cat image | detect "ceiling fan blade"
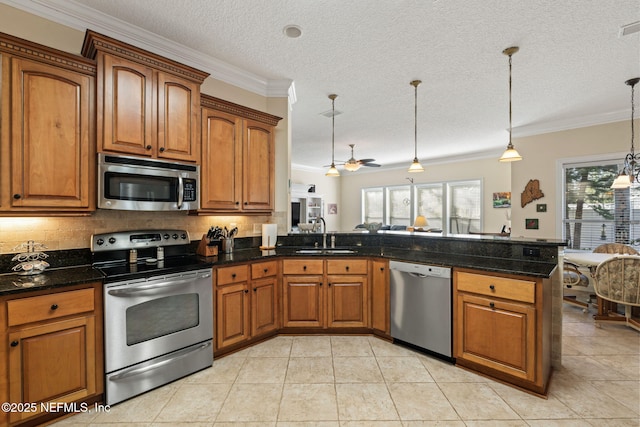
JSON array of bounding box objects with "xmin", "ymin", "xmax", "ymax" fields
[
  {"xmin": 358, "ymin": 158, "xmax": 376, "ymax": 163},
  {"xmin": 362, "ymin": 162, "xmax": 381, "ymax": 167}
]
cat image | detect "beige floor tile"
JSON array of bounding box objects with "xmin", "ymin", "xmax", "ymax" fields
[
  {"xmin": 488, "ymin": 381, "xmax": 577, "ymax": 420},
  {"xmin": 236, "ymin": 357, "xmax": 289, "ymax": 383},
  {"xmin": 402, "ymin": 422, "xmax": 466, "ymax": 426},
  {"xmin": 91, "ymin": 383, "xmax": 179, "ymax": 423},
  {"xmin": 248, "ymin": 336, "xmax": 293, "ymax": 357},
  {"xmin": 437, "ymin": 383, "xmax": 519, "ymax": 421},
  {"xmin": 561, "ymin": 355, "xmax": 628, "ymax": 380},
  {"xmin": 151, "ymin": 423, "xmax": 212, "ymax": 427},
  {"xmin": 368, "ymin": 336, "xmax": 420, "ymax": 357},
  {"xmin": 276, "ymin": 422, "xmax": 339, "ymax": 427},
  {"xmin": 419, "ymin": 355, "xmax": 487, "ymax": 383},
  {"xmin": 285, "ymin": 357, "xmax": 334, "ymax": 383},
  {"xmin": 562, "ymin": 335, "xmax": 639, "ymax": 356},
  {"xmin": 525, "ymin": 421, "xmax": 608, "ymax": 427},
  {"xmin": 154, "ymin": 383, "xmax": 231, "ymax": 422},
  {"xmin": 184, "ymin": 356, "xmax": 246, "ymax": 383},
  {"xmin": 213, "ymin": 422, "xmax": 275, "ymax": 427},
  {"xmin": 588, "ymin": 380, "xmax": 640, "ymax": 414},
  {"xmin": 278, "ymin": 383, "xmax": 338, "ymax": 421},
  {"xmin": 290, "ymin": 336, "xmax": 332, "ymax": 357},
  {"xmin": 333, "ymin": 356, "xmax": 383, "ymax": 383},
  {"xmin": 462, "ymin": 421, "xmax": 528, "ymax": 427},
  {"xmin": 89, "ymin": 423, "xmax": 152, "ymax": 427},
  {"xmin": 335, "ymin": 383, "xmax": 399, "ymax": 421},
  {"xmin": 585, "ymin": 419, "xmax": 640, "ymax": 426},
  {"xmin": 376, "ymin": 356, "xmax": 434, "ymax": 383},
  {"xmin": 387, "ymin": 382, "xmax": 459, "ymax": 421},
  {"xmin": 215, "ymin": 383, "xmax": 282, "ymax": 422},
  {"xmin": 330, "ymin": 336, "xmax": 373, "ymax": 357},
  {"xmin": 594, "ymin": 353, "xmax": 640, "ymax": 378},
  {"xmin": 339, "ymin": 422, "xmax": 403, "ymax": 427}
]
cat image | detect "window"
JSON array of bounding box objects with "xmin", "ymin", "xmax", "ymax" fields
[
  {"xmin": 362, "ymin": 180, "xmax": 482, "ymax": 233},
  {"xmin": 562, "ymin": 159, "xmax": 640, "ymax": 251}
]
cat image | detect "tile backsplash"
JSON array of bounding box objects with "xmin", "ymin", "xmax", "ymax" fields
[{"xmin": 0, "ymin": 210, "xmax": 286, "ymax": 254}]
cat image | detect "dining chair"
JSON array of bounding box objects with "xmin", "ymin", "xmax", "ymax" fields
[
  {"xmin": 593, "ymin": 255, "xmax": 640, "ymax": 331},
  {"xmin": 563, "ymin": 260, "xmax": 591, "ymax": 311},
  {"xmin": 593, "ymin": 243, "xmax": 638, "ymax": 255}
]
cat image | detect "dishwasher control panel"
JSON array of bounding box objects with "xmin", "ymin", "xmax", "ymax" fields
[{"xmin": 389, "ymin": 260, "xmax": 451, "ymax": 278}]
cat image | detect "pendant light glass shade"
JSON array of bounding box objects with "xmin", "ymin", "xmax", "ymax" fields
[
  {"xmin": 325, "ymin": 94, "xmax": 340, "ymax": 177},
  {"xmin": 610, "ymin": 77, "xmax": 640, "ymax": 189},
  {"xmin": 499, "ymin": 46, "xmax": 523, "ymax": 162},
  {"xmin": 408, "ymin": 80, "xmax": 425, "ymax": 173}
]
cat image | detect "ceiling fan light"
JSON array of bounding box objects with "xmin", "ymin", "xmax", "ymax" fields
[
  {"xmin": 344, "ymin": 161, "xmax": 361, "ymax": 172},
  {"xmin": 408, "ymin": 158, "xmax": 425, "ymax": 173},
  {"xmin": 326, "ymin": 163, "xmax": 340, "ymax": 177},
  {"xmin": 499, "ymin": 145, "xmax": 523, "ymax": 162}
]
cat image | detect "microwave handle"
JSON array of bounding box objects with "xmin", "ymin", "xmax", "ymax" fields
[{"xmin": 177, "ymin": 176, "xmax": 184, "ymax": 209}]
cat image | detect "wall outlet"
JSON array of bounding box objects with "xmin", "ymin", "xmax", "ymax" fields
[{"xmin": 523, "ymin": 247, "xmax": 540, "ymax": 257}]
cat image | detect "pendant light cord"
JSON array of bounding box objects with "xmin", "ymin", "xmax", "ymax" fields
[
  {"xmin": 414, "ymin": 82, "xmax": 418, "ymax": 159},
  {"xmin": 631, "ymin": 80, "xmax": 636, "ymax": 156},
  {"xmin": 508, "ymin": 53, "xmax": 513, "ymax": 146},
  {"xmin": 332, "ymin": 96, "xmax": 336, "ymax": 164}
]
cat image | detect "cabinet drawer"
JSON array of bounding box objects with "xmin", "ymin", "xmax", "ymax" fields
[
  {"xmin": 283, "ymin": 259, "xmax": 323, "ymax": 275},
  {"xmin": 7, "ymin": 288, "xmax": 95, "ymax": 327},
  {"xmin": 456, "ymin": 271, "xmax": 535, "ymax": 304},
  {"xmin": 217, "ymin": 264, "xmax": 248, "ymax": 285},
  {"xmin": 326, "ymin": 259, "xmax": 368, "ymax": 275},
  {"xmin": 251, "ymin": 261, "xmax": 278, "ymax": 279}
]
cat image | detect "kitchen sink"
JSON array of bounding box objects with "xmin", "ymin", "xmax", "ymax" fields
[{"xmin": 294, "ymin": 248, "xmax": 357, "ymax": 255}]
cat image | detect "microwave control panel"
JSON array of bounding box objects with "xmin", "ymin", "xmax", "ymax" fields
[{"xmin": 183, "ymin": 179, "xmax": 197, "ymax": 202}]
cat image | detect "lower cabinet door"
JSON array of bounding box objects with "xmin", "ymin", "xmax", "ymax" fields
[
  {"xmin": 216, "ymin": 283, "xmax": 250, "ymax": 349},
  {"xmin": 251, "ymin": 277, "xmax": 278, "ymax": 337},
  {"xmin": 282, "ymin": 275, "xmax": 324, "ymax": 328},
  {"xmin": 327, "ymin": 275, "xmax": 368, "ymax": 328},
  {"xmin": 455, "ymin": 292, "xmax": 536, "ymax": 381},
  {"xmin": 8, "ymin": 316, "xmax": 96, "ymax": 423}
]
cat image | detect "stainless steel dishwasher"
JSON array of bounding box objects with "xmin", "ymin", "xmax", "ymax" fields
[{"xmin": 389, "ymin": 260, "xmax": 452, "ymax": 360}]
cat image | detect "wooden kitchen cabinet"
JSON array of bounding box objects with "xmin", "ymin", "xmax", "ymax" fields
[
  {"xmin": 215, "ymin": 261, "xmax": 279, "ymax": 352},
  {"xmin": 282, "ymin": 258, "xmax": 370, "ymax": 329},
  {"xmin": 82, "ymin": 30, "xmax": 208, "ymax": 163},
  {"xmin": 453, "ymin": 268, "xmax": 551, "ymax": 395},
  {"xmin": 198, "ymin": 95, "xmax": 281, "ymax": 213},
  {"xmin": 0, "ymin": 283, "xmax": 103, "ymax": 426},
  {"xmin": 0, "ymin": 33, "xmax": 96, "ymax": 213},
  {"xmin": 370, "ymin": 259, "xmax": 390, "ymax": 334}
]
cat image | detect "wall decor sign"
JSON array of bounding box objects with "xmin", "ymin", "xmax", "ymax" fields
[
  {"xmin": 525, "ymin": 218, "xmax": 539, "ymax": 229},
  {"xmin": 493, "ymin": 192, "xmax": 511, "ymax": 208},
  {"xmin": 521, "ymin": 179, "xmax": 544, "ymax": 208},
  {"xmin": 327, "ymin": 203, "xmax": 337, "ymax": 215},
  {"xmin": 536, "ymin": 203, "xmax": 547, "ymax": 212}
]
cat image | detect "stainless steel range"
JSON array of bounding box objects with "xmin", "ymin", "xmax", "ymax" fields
[{"xmin": 92, "ymin": 229, "xmax": 213, "ymax": 405}]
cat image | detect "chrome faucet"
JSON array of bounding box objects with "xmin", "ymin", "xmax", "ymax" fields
[{"xmin": 314, "ymin": 216, "xmax": 327, "ymax": 248}]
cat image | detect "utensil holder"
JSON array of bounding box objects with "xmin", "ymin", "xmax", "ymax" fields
[
  {"xmin": 221, "ymin": 237, "xmax": 234, "ymax": 254},
  {"xmin": 196, "ymin": 235, "xmax": 218, "ymax": 257}
]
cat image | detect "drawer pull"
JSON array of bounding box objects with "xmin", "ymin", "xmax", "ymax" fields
[
  {"xmin": 263, "ymin": 268, "xmax": 268, "ymax": 273},
  {"xmin": 303, "ymin": 265, "xmax": 307, "ymax": 271},
  {"xmin": 10, "ymin": 341, "xmax": 18, "ymax": 347},
  {"xmin": 231, "ymin": 273, "xmax": 236, "ymax": 279},
  {"xmin": 345, "ymin": 266, "xmax": 350, "ymax": 272},
  {"xmin": 50, "ymin": 304, "xmax": 59, "ymax": 310},
  {"xmin": 489, "ymin": 285, "xmax": 495, "ymax": 291},
  {"xmin": 489, "ymin": 302, "xmax": 495, "ymax": 308}
]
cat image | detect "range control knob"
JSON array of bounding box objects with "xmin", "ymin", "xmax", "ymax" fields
[
  {"xmin": 163, "ymin": 234, "xmax": 170, "ymax": 240},
  {"xmin": 108, "ymin": 237, "xmax": 116, "ymax": 244},
  {"xmin": 172, "ymin": 234, "xmax": 178, "ymax": 240},
  {"xmin": 96, "ymin": 238, "xmax": 105, "ymax": 246},
  {"xmin": 180, "ymin": 233, "xmax": 187, "ymax": 240}
]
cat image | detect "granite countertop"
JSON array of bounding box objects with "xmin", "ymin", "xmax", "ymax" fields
[{"xmin": 0, "ymin": 265, "xmax": 104, "ymax": 296}]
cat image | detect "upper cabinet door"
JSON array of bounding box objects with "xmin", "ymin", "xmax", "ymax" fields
[
  {"xmin": 157, "ymin": 73, "xmax": 200, "ymax": 162},
  {"xmin": 100, "ymin": 54, "xmax": 154, "ymax": 157},
  {"xmin": 200, "ymin": 108, "xmax": 242, "ymax": 210},
  {"xmin": 10, "ymin": 57, "xmax": 93, "ymax": 209},
  {"xmin": 242, "ymin": 119, "xmax": 274, "ymax": 211}
]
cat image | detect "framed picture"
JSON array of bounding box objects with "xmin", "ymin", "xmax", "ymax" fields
[
  {"xmin": 327, "ymin": 203, "xmax": 337, "ymax": 215},
  {"xmin": 525, "ymin": 218, "xmax": 539, "ymax": 230},
  {"xmin": 493, "ymin": 192, "xmax": 511, "ymax": 208},
  {"xmin": 536, "ymin": 203, "xmax": 547, "ymax": 212}
]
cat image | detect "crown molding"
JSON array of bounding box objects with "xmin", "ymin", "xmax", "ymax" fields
[
  {"xmin": 511, "ymin": 109, "xmax": 629, "ymax": 138},
  {"xmin": 2, "ymin": 0, "xmax": 293, "ymax": 98}
]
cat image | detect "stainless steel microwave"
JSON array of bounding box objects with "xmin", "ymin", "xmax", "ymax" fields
[{"xmin": 98, "ymin": 153, "xmax": 199, "ymax": 211}]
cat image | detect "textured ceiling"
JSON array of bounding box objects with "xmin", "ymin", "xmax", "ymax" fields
[{"xmin": 11, "ymin": 0, "xmax": 640, "ymax": 170}]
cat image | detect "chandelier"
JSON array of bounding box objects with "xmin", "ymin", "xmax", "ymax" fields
[
  {"xmin": 498, "ymin": 46, "xmax": 523, "ymax": 162},
  {"xmin": 611, "ymin": 77, "xmax": 640, "ymax": 189}
]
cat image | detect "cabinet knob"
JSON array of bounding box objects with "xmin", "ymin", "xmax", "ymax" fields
[
  {"xmin": 380, "ymin": 267, "xmax": 385, "ymax": 271},
  {"xmin": 345, "ymin": 266, "xmax": 350, "ymax": 272},
  {"xmin": 235, "ymin": 201, "xmax": 240, "ymax": 205},
  {"xmin": 13, "ymin": 194, "xmax": 21, "ymax": 200},
  {"xmin": 264, "ymin": 268, "xmax": 268, "ymax": 273},
  {"xmin": 303, "ymin": 265, "xmax": 307, "ymax": 271},
  {"xmin": 489, "ymin": 285, "xmax": 495, "ymax": 291},
  {"xmin": 145, "ymin": 145, "xmax": 152, "ymax": 150},
  {"xmin": 253, "ymin": 287, "xmax": 257, "ymax": 292},
  {"xmin": 244, "ymin": 289, "xmax": 249, "ymax": 293},
  {"xmin": 489, "ymin": 302, "xmax": 495, "ymax": 308},
  {"xmin": 50, "ymin": 304, "xmax": 58, "ymax": 310},
  {"xmin": 328, "ymin": 282, "xmax": 332, "ymax": 287},
  {"xmin": 244, "ymin": 201, "xmax": 248, "ymax": 205},
  {"xmin": 231, "ymin": 273, "xmax": 236, "ymax": 278},
  {"xmin": 159, "ymin": 147, "xmax": 165, "ymax": 152},
  {"xmin": 10, "ymin": 341, "xmax": 18, "ymax": 347}
]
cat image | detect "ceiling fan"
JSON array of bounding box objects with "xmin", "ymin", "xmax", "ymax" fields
[{"xmin": 332, "ymin": 144, "xmax": 380, "ymax": 171}]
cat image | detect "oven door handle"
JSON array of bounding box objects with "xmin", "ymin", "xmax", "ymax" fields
[
  {"xmin": 108, "ymin": 341, "xmax": 212, "ymax": 382},
  {"xmin": 177, "ymin": 176, "xmax": 184, "ymax": 209},
  {"xmin": 107, "ymin": 274, "xmax": 210, "ymax": 296}
]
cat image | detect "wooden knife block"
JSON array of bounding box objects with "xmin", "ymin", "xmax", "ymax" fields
[{"xmin": 196, "ymin": 235, "xmax": 218, "ymax": 257}]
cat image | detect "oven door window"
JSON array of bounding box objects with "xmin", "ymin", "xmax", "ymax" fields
[
  {"xmin": 105, "ymin": 172, "xmax": 177, "ymax": 202},
  {"xmin": 126, "ymin": 293, "xmax": 199, "ymax": 346}
]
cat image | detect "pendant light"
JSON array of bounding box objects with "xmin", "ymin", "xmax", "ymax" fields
[
  {"xmin": 499, "ymin": 46, "xmax": 523, "ymax": 162},
  {"xmin": 408, "ymin": 80, "xmax": 425, "ymax": 172},
  {"xmin": 325, "ymin": 94, "xmax": 340, "ymax": 177},
  {"xmin": 611, "ymin": 77, "xmax": 640, "ymax": 189}
]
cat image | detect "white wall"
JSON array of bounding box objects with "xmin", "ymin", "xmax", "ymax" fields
[{"xmin": 290, "ymin": 168, "xmax": 341, "ymax": 232}]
